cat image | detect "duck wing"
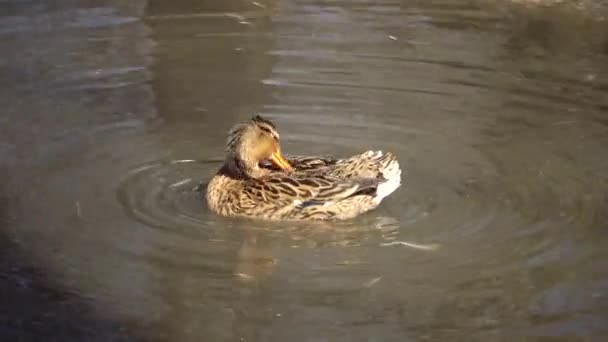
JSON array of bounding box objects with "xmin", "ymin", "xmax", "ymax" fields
[
  {"xmin": 286, "ymin": 156, "xmax": 337, "ymax": 171},
  {"xmin": 261, "ymin": 151, "xmax": 398, "ymax": 180},
  {"xmin": 259, "ymin": 156, "xmax": 337, "ymax": 172},
  {"xmin": 261, "ymin": 174, "xmax": 382, "ymax": 208}
]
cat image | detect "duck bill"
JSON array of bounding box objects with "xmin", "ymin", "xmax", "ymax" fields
[{"xmin": 270, "ymin": 151, "xmax": 293, "ymax": 172}]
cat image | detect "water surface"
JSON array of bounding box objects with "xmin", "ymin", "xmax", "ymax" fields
[{"xmin": 1, "ymin": 0, "xmax": 608, "ymax": 341}]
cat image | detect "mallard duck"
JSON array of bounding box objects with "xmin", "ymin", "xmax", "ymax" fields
[{"xmin": 206, "ymin": 115, "xmax": 401, "ymax": 220}]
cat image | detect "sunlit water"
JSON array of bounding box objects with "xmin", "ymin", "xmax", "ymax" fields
[{"xmin": 1, "ymin": 0, "xmax": 607, "ymax": 341}]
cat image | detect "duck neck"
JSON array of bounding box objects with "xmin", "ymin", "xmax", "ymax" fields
[{"xmin": 223, "ymin": 153, "xmax": 268, "ymax": 179}]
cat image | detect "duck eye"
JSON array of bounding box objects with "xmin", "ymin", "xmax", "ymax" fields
[
  {"xmin": 258, "ymin": 126, "xmax": 272, "ymax": 134},
  {"xmin": 258, "ymin": 125, "xmax": 279, "ymax": 140}
]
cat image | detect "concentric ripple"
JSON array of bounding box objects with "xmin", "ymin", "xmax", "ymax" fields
[
  {"xmin": 4, "ymin": 0, "xmax": 608, "ymax": 340},
  {"xmin": 115, "ymin": 158, "xmax": 415, "ymax": 249},
  {"xmin": 116, "ymin": 159, "xmax": 220, "ymax": 235}
]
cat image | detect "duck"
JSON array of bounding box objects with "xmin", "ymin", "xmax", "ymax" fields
[{"xmin": 206, "ymin": 115, "xmax": 402, "ymax": 220}]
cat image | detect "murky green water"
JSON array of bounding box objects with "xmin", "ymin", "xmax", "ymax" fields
[{"xmin": 1, "ymin": 0, "xmax": 607, "ymax": 341}]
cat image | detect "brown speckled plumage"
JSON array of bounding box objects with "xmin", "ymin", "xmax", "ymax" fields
[{"xmin": 206, "ymin": 116, "xmax": 402, "ymax": 221}]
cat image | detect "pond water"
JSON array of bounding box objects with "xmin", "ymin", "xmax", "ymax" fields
[{"xmin": 1, "ymin": 0, "xmax": 607, "ymax": 341}]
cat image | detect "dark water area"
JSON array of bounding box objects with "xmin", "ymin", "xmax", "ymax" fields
[{"xmin": 1, "ymin": 0, "xmax": 608, "ymax": 341}]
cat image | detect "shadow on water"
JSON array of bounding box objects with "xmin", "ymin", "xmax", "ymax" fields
[{"xmin": 0, "ymin": 191, "xmax": 140, "ymax": 342}]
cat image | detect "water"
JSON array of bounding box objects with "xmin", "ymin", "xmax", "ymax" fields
[{"xmin": 1, "ymin": 0, "xmax": 608, "ymax": 341}]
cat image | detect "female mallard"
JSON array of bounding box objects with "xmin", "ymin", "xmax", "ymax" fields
[{"xmin": 206, "ymin": 115, "xmax": 401, "ymax": 220}]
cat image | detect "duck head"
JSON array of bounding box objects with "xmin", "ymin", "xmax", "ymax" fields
[{"xmin": 225, "ymin": 115, "xmax": 292, "ymax": 177}]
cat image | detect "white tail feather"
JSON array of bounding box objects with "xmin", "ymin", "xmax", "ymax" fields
[{"xmin": 373, "ymin": 154, "xmax": 401, "ymax": 204}]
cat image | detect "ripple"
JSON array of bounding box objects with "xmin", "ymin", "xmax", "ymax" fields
[
  {"xmin": 116, "ymin": 159, "xmax": 219, "ymax": 236},
  {"xmin": 5, "ymin": 0, "xmax": 608, "ymax": 339},
  {"xmin": 115, "ymin": 158, "xmax": 413, "ymax": 249},
  {"xmin": 114, "ymin": 153, "xmax": 502, "ymax": 255}
]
